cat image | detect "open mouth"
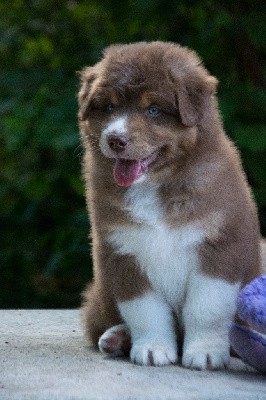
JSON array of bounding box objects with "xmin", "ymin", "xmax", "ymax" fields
[{"xmin": 113, "ymin": 150, "xmax": 158, "ymax": 187}]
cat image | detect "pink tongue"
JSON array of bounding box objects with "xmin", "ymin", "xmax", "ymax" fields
[{"xmin": 114, "ymin": 159, "xmax": 142, "ymax": 187}]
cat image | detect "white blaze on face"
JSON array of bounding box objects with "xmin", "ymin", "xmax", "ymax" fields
[
  {"xmin": 100, "ymin": 116, "xmax": 128, "ymax": 159},
  {"xmin": 102, "ymin": 116, "xmax": 128, "ymax": 139}
]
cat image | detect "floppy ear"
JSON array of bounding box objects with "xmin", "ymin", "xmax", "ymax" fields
[
  {"xmin": 78, "ymin": 65, "xmax": 100, "ymax": 121},
  {"xmin": 176, "ymin": 75, "xmax": 218, "ymax": 127}
]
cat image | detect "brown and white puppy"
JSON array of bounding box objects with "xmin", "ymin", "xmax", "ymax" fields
[{"xmin": 78, "ymin": 41, "xmax": 262, "ymax": 370}]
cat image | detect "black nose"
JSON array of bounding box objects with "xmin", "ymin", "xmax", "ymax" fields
[{"xmin": 108, "ymin": 135, "xmax": 128, "ymax": 153}]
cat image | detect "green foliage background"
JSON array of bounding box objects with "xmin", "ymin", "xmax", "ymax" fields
[{"xmin": 1, "ymin": 0, "xmax": 265, "ymax": 308}]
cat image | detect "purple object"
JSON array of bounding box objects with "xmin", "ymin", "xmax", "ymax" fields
[
  {"xmin": 230, "ymin": 276, "xmax": 266, "ymax": 374},
  {"xmin": 237, "ymin": 276, "xmax": 266, "ymax": 334},
  {"xmin": 229, "ymin": 324, "xmax": 266, "ymax": 374}
]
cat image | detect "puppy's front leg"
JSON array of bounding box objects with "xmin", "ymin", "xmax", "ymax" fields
[
  {"xmin": 100, "ymin": 244, "xmax": 177, "ymax": 366},
  {"xmin": 118, "ymin": 292, "xmax": 177, "ymax": 366},
  {"xmin": 182, "ymin": 274, "xmax": 240, "ymax": 370}
]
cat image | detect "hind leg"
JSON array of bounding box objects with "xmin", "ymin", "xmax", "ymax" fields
[{"xmin": 81, "ymin": 283, "xmax": 122, "ymax": 347}]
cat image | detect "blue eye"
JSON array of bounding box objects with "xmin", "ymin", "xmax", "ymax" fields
[
  {"xmin": 107, "ymin": 103, "xmax": 115, "ymax": 112},
  {"xmin": 147, "ymin": 106, "xmax": 161, "ymax": 117}
]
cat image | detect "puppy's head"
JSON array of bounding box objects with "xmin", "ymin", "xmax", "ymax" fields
[{"xmin": 78, "ymin": 42, "xmax": 218, "ymax": 187}]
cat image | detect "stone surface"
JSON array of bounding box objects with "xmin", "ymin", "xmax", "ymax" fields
[{"xmin": 0, "ymin": 310, "xmax": 265, "ymax": 400}]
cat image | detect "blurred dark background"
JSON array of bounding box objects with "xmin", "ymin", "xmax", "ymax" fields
[{"xmin": 1, "ymin": 0, "xmax": 265, "ymax": 308}]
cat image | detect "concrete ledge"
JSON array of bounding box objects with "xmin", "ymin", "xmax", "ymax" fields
[{"xmin": 0, "ymin": 310, "xmax": 265, "ymax": 400}]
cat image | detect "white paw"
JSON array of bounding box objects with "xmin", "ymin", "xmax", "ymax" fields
[
  {"xmin": 130, "ymin": 338, "xmax": 177, "ymax": 366},
  {"xmin": 182, "ymin": 341, "xmax": 230, "ymax": 370},
  {"xmin": 98, "ymin": 324, "xmax": 131, "ymax": 357}
]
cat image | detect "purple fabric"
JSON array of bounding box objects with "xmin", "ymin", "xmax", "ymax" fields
[
  {"xmin": 237, "ymin": 276, "xmax": 266, "ymax": 334},
  {"xmin": 229, "ymin": 324, "xmax": 266, "ymax": 374}
]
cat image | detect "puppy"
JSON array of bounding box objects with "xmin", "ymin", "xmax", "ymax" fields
[{"xmin": 78, "ymin": 41, "xmax": 262, "ymax": 370}]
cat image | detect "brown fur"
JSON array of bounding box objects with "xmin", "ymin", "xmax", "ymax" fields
[{"xmin": 78, "ymin": 41, "xmax": 261, "ymax": 346}]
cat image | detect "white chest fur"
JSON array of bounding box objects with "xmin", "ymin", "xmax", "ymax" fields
[{"xmin": 108, "ymin": 183, "xmax": 206, "ymax": 310}]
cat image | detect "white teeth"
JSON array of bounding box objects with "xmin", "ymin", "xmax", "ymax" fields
[{"xmin": 141, "ymin": 150, "xmax": 158, "ymax": 168}]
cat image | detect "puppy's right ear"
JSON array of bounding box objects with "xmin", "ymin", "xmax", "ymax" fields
[{"xmin": 78, "ymin": 65, "xmax": 99, "ymax": 121}]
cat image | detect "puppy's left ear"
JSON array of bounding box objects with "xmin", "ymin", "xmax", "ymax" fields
[{"xmin": 175, "ymin": 74, "xmax": 218, "ymax": 127}]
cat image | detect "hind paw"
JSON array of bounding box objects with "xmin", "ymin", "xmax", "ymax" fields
[{"xmin": 98, "ymin": 324, "xmax": 131, "ymax": 357}]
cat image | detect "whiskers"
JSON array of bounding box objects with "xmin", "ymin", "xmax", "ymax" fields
[{"xmin": 73, "ymin": 143, "xmax": 84, "ymax": 162}]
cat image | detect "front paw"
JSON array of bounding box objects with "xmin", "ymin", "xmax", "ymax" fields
[
  {"xmin": 182, "ymin": 341, "xmax": 230, "ymax": 370},
  {"xmin": 130, "ymin": 338, "xmax": 177, "ymax": 366}
]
